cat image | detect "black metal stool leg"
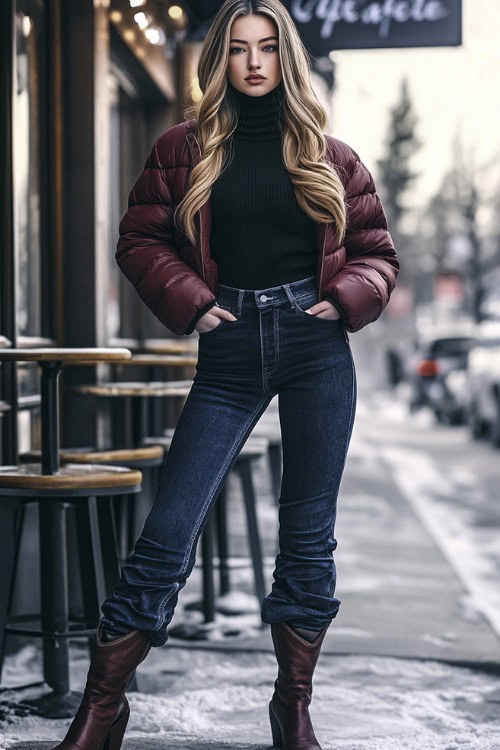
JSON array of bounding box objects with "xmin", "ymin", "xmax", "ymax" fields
[
  {"xmin": 40, "ymin": 361, "xmax": 63, "ymax": 474},
  {"xmin": 96, "ymin": 497, "xmax": 121, "ymax": 594},
  {"xmin": 75, "ymin": 496, "xmax": 108, "ymax": 676},
  {"xmin": 269, "ymin": 442, "xmax": 282, "ymax": 506},
  {"xmin": 23, "ymin": 500, "xmax": 82, "ymax": 717},
  {"xmin": 0, "ymin": 498, "xmax": 22, "ymax": 684},
  {"xmin": 127, "ymin": 493, "xmax": 136, "ymax": 560},
  {"xmin": 216, "ymin": 483, "xmax": 231, "ymax": 595},
  {"xmin": 40, "ymin": 501, "xmax": 70, "ymax": 694},
  {"xmin": 76, "ymin": 497, "xmax": 108, "ymax": 620},
  {"xmin": 201, "ymin": 510, "xmax": 216, "ymax": 623},
  {"xmin": 237, "ymin": 460, "xmax": 266, "ymax": 604},
  {"xmin": 4, "ymin": 501, "xmax": 25, "ymax": 622},
  {"xmin": 132, "ymin": 396, "xmax": 148, "ymax": 448},
  {"xmin": 113, "ymin": 494, "xmax": 127, "ymax": 563}
]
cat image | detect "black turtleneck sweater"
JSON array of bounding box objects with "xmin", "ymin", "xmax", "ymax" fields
[
  {"xmin": 187, "ymin": 80, "xmax": 345, "ymax": 333},
  {"xmin": 209, "ymin": 79, "xmax": 317, "ymax": 290}
]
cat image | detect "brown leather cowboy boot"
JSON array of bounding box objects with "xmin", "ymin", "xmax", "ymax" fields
[
  {"xmin": 269, "ymin": 621, "xmax": 330, "ymax": 750},
  {"xmin": 51, "ymin": 623, "xmax": 152, "ymax": 750}
]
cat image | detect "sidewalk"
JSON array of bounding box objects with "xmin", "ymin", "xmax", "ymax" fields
[{"xmin": 2, "ymin": 391, "xmax": 500, "ymax": 748}]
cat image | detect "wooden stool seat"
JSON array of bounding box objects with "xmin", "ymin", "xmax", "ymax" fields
[
  {"xmin": 111, "ymin": 354, "xmax": 198, "ymax": 367},
  {"xmin": 0, "ymin": 463, "xmax": 142, "ymax": 494},
  {"xmin": 20, "ymin": 445, "xmax": 164, "ymax": 467},
  {"xmin": 137, "ymin": 338, "xmax": 199, "ymax": 354},
  {"xmin": 149, "ymin": 431, "xmax": 269, "ymax": 459},
  {"xmin": 72, "ymin": 381, "xmax": 192, "ymax": 398}
]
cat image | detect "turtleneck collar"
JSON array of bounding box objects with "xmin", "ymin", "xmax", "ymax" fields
[{"xmin": 227, "ymin": 78, "xmax": 284, "ymax": 141}]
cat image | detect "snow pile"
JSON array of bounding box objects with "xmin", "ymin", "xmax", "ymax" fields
[{"xmin": 1, "ymin": 645, "xmax": 500, "ymax": 749}]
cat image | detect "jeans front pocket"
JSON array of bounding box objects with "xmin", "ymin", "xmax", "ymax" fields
[
  {"xmin": 293, "ymin": 293, "xmax": 342, "ymax": 326},
  {"xmin": 198, "ymin": 317, "xmax": 230, "ymax": 337},
  {"xmin": 198, "ymin": 301, "xmax": 239, "ymax": 337}
]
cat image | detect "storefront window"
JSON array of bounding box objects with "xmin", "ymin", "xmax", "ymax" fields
[
  {"xmin": 13, "ymin": 1, "xmax": 44, "ymax": 338},
  {"xmin": 108, "ymin": 66, "xmax": 150, "ymax": 342}
]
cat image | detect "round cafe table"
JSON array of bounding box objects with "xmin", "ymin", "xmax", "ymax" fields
[{"xmin": 0, "ymin": 348, "xmax": 132, "ymax": 474}]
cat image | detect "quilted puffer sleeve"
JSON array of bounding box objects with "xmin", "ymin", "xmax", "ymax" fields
[
  {"xmin": 324, "ymin": 152, "xmax": 399, "ymax": 333},
  {"xmin": 115, "ymin": 137, "xmax": 216, "ymax": 336}
]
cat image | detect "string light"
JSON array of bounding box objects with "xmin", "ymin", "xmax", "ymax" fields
[
  {"xmin": 133, "ymin": 11, "xmax": 150, "ymax": 29},
  {"xmin": 145, "ymin": 26, "xmax": 166, "ymax": 45},
  {"xmin": 168, "ymin": 5, "xmax": 183, "ymax": 20}
]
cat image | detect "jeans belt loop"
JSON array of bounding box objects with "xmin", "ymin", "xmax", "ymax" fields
[
  {"xmin": 282, "ymin": 284, "xmax": 297, "ymax": 310},
  {"xmin": 237, "ymin": 290, "xmax": 244, "ymax": 317}
]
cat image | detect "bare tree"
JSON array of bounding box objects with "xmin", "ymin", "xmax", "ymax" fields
[
  {"xmin": 422, "ymin": 131, "xmax": 500, "ymax": 322},
  {"xmin": 376, "ymin": 76, "xmax": 422, "ymax": 271}
]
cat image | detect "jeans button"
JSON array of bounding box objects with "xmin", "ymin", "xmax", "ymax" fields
[{"xmin": 259, "ymin": 294, "xmax": 269, "ymax": 302}]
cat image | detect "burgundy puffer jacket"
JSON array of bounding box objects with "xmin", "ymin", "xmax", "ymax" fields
[{"xmin": 116, "ymin": 118, "xmax": 399, "ymax": 335}]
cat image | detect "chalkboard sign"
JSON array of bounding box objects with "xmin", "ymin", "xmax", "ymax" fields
[
  {"xmin": 283, "ymin": 0, "xmax": 462, "ymax": 52},
  {"xmin": 185, "ymin": 1, "xmax": 462, "ymax": 52}
]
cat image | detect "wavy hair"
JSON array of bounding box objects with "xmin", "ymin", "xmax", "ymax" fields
[{"xmin": 175, "ymin": 0, "xmax": 347, "ymax": 248}]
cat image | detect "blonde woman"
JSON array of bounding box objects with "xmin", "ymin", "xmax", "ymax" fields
[{"xmin": 52, "ymin": 2, "xmax": 398, "ymax": 748}]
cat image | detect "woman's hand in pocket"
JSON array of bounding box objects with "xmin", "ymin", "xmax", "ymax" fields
[
  {"xmin": 195, "ymin": 306, "xmax": 238, "ymax": 334},
  {"xmin": 304, "ymin": 300, "xmax": 341, "ymax": 320}
]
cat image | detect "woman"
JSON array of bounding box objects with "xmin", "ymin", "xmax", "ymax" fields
[{"xmin": 52, "ymin": 2, "xmax": 398, "ymax": 749}]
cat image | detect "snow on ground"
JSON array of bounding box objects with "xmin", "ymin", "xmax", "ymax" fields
[{"xmin": 1, "ymin": 643, "xmax": 500, "ymax": 749}]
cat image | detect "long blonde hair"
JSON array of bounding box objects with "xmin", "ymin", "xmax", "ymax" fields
[{"xmin": 175, "ymin": 0, "xmax": 347, "ymax": 248}]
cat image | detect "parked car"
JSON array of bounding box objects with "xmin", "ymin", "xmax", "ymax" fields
[
  {"xmin": 466, "ymin": 321, "xmax": 500, "ymax": 444},
  {"xmin": 406, "ymin": 329, "xmax": 476, "ymax": 425}
]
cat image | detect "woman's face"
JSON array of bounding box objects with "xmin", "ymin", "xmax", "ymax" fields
[{"xmin": 227, "ymin": 13, "xmax": 282, "ymax": 96}]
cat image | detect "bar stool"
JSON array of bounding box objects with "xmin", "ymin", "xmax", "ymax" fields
[
  {"xmin": 0, "ymin": 347, "xmax": 141, "ymax": 718},
  {"xmin": 144, "ymin": 432, "xmax": 270, "ymax": 625},
  {"xmin": 19, "ymin": 445, "xmax": 165, "ymax": 564},
  {"xmin": 0, "ymin": 463, "xmax": 141, "ymax": 718},
  {"xmin": 108, "ymin": 353, "xmax": 197, "ymax": 436},
  {"xmin": 71, "ymin": 380, "xmax": 192, "ymax": 449}
]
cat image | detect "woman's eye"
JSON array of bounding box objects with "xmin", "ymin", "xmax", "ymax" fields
[{"xmin": 229, "ymin": 45, "xmax": 278, "ymax": 54}]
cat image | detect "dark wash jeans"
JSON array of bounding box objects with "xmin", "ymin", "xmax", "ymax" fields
[{"xmin": 100, "ymin": 275, "xmax": 357, "ymax": 646}]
